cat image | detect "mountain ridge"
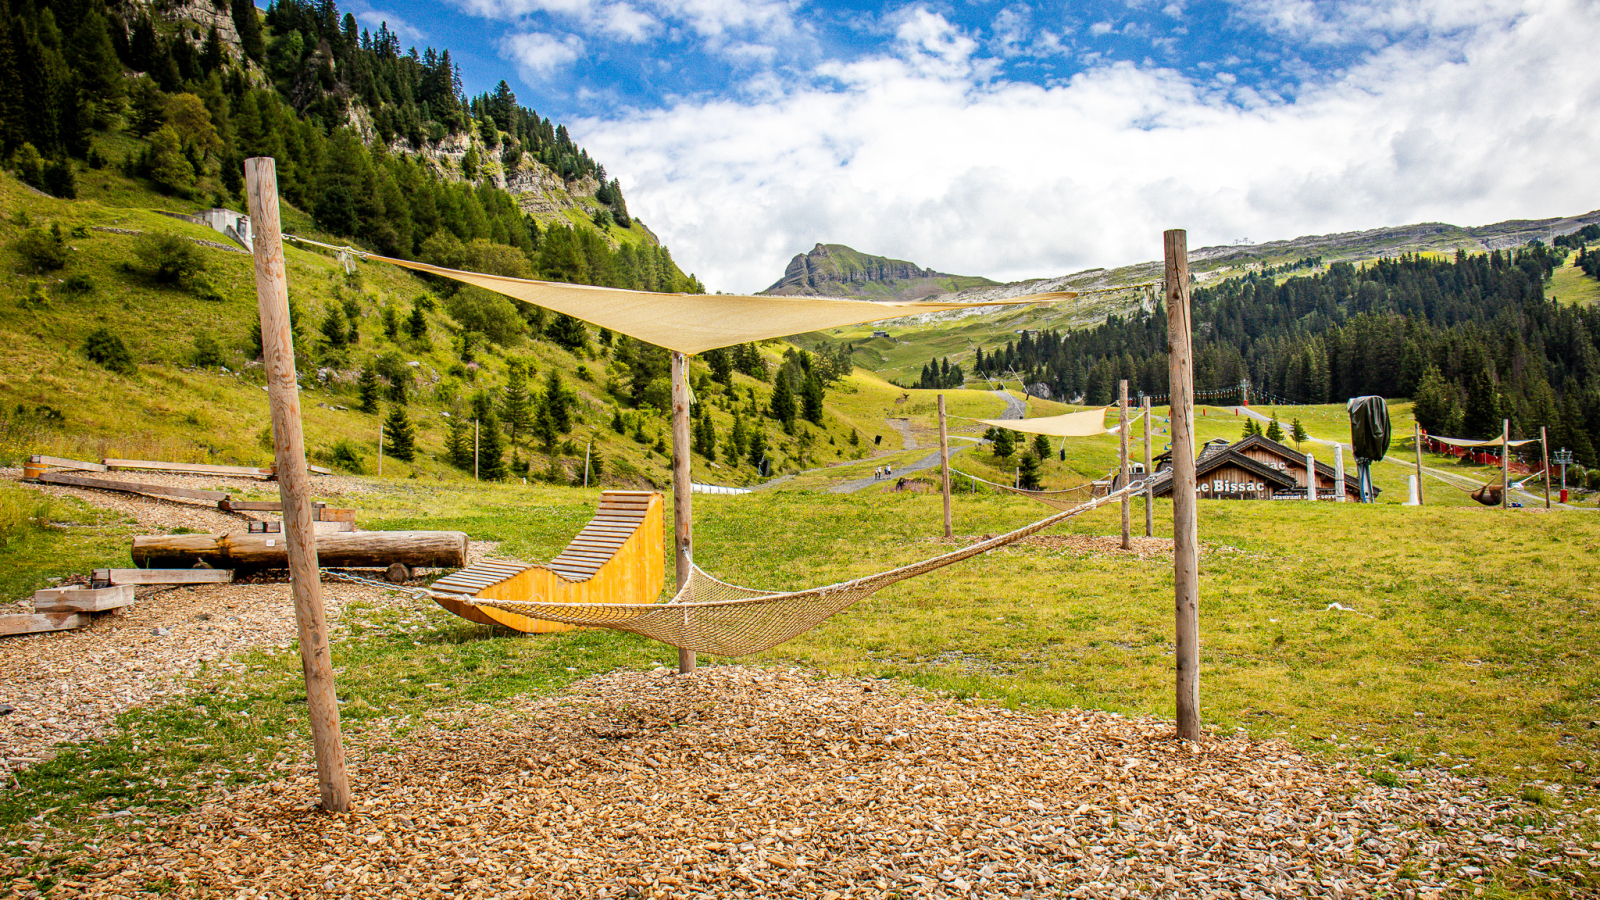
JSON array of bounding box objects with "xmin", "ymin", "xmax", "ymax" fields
[{"xmin": 761, "ymin": 243, "xmax": 998, "ymax": 302}]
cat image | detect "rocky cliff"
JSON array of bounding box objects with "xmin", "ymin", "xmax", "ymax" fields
[{"xmin": 762, "ymin": 243, "xmax": 996, "ymax": 302}]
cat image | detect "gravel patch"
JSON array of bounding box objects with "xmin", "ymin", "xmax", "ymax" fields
[{"xmin": 45, "ymin": 666, "xmax": 1589, "ymax": 899}]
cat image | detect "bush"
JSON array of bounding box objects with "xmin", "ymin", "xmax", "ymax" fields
[
  {"xmin": 322, "ymin": 439, "xmax": 365, "ymax": 474},
  {"xmin": 188, "ymin": 273, "xmax": 226, "ymax": 302},
  {"xmin": 14, "ymin": 225, "xmax": 68, "ymax": 271},
  {"xmin": 446, "ymin": 287, "xmax": 525, "ymax": 345},
  {"xmin": 82, "ymin": 327, "xmax": 136, "ymax": 374},
  {"xmin": 1587, "ymin": 468, "xmax": 1600, "ymax": 491},
  {"xmin": 192, "ymin": 333, "xmax": 224, "ymax": 367},
  {"xmin": 60, "ymin": 273, "xmax": 95, "ymax": 295},
  {"xmin": 10, "ymin": 142, "xmax": 44, "ymax": 187},
  {"xmin": 42, "ymin": 158, "xmax": 76, "ymax": 199},
  {"xmin": 133, "ymin": 232, "xmax": 205, "ymax": 284}
]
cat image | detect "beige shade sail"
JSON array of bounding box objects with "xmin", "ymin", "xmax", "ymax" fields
[
  {"xmin": 363, "ymin": 254, "xmax": 1076, "ymax": 355},
  {"xmin": 976, "ymin": 407, "xmax": 1110, "ymax": 438},
  {"xmin": 1429, "ymin": 434, "xmax": 1539, "ymax": 449}
]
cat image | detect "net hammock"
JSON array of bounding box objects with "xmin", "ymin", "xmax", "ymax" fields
[
  {"xmin": 468, "ymin": 480, "xmax": 1145, "ymax": 656},
  {"xmin": 951, "ymin": 468, "xmax": 1100, "ymax": 511}
]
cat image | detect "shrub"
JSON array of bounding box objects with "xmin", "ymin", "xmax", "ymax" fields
[
  {"xmin": 42, "ymin": 158, "xmax": 76, "ymax": 199},
  {"xmin": 82, "ymin": 327, "xmax": 136, "ymax": 374},
  {"xmin": 19, "ymin": 281, "xmax": 50, "ymax": 309},
  {"xmin": 322, "ymin": 438, "xmax": 364, "ymax": 474},
  {"xmin": 10, "ymin": 142, "xmax": 44, "ymax": 187},
  {"xmin": 60, "ymin": 273, "xmax": 95, "ymax": 295},
  {"xmin": 14, "ymin": 225, "xmax": 68, "ymax": 271},
  {"xmin": 192, "ymin": 333, "xmax": 224, "ymax": 367},
  {"xmin": 188, "ymin": 273, "xmax": 226, "ymax": 302},
  {"xmin": 0, "ymin": 485, "xmax": 55, "ymax": 550},
  {"xmin": 133, "ymin": 232, "xmax": 205, "ymax": 284},
  {"xmin": 1587, "ymin": 468, "xmax": 1600, "ymax": 491}
]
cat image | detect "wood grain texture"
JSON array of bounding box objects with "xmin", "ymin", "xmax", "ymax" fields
[
  {"xmin": 131, "ymin": 530, "xmax": 468, "ymax": 568},
  {"xmin": 37, "ymin": 472, "xmax": 229, "ymax": 503},
  {"xmin": 96, "ymin": 568, "xmax": 235, "ymax": 585},
  {"xmin": 31, "ymin": 584, "xmax": 135, "ymax": 613},
  {"xmin": 104, "ymin": 459, "xmax": 272, "ymax": 477},
  {"xmin": 671, "ymin": 351, "xmax": 696, "ymax": 674},
  {"xmin": 939, "ymin": 394, "xmax": 952, "ymax": 539},
  {"xmin": 1, "ymin": 612, "xmax": 88, "ymax": 636},
  {"xmin": 1165, "ymin": 228, "xmax": 1201, "ymax": 743}
]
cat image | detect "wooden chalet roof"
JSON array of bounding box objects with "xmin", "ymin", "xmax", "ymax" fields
[
  {"xmin": 1145, "ymin": 446, "xmax": 1299, "ymax": 497},
  {"xmin": 1231, "ymin": 434, "xmax": 1365, "ymax": 491}
]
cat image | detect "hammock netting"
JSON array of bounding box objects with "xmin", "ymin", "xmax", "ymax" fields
[
  {"xmin": 951, "ymin": 468, "xmax": 1101, "ymax": 511},
  {"xmin": 468, "ymin": 481, "xmax": 1143, "ymax": 656}
]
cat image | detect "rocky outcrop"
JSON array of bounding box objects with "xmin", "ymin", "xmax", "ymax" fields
[{"xmin": 762, "ymin": 243, "xmax": 993, "ymax": 301}]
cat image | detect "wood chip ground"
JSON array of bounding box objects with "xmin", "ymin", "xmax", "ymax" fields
[{"xmin": 43, "ymin": 667, "xmax": 1590, "ymax": 899}]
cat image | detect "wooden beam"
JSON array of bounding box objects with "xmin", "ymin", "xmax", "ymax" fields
[
  {"xmin": 1165, "ymin": 228, "xmax": 1201, "ymax": 743},
  {"xmin": 1, "ymin": 612, "xmax": 88, "ymax": 637},
  {"xmin": 247, "ymin": 155, "xmax": 350, "ymax": 813},
  {"xmin": 316, "ymin": 507, "xmax": 356, "ymax": 523},
  {"xmin": 220, "ymin": 500, "xmax": 327, "ymax": 512},
  {"xmin": 1119, "ymin": 379, "xmax": 1130, "ymax": 550},
  {"xmin": 32, "ymin": 584, "xmax": 135, "ymax": 613},
  {"xmin": 29, "ymin": 455, "xmax": 108, "ymax": 472},
  {"xmin": 938, "ymin": 394, "xmax": 952, "ymax": 539},
  {"xmin": 670, "ymin": 350, "xmax": 695, "ymax": 675},
  {"xmin": 104, "ymin": 459, "xmax": 273, "ymax": 477},
  {"xmin": 95, "ymin": 568, "xmax": 235, "ymax": 585},
  {"xmin": 37, "ymin": 471, "xmax": 230, "ymax": 503},
  {"xmin": 133, "ymin": 529, "xmax": 464, "ymax": 569}
]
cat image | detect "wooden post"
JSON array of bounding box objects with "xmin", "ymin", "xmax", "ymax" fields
[
  {"xmin": 1541, "ymin": 426, "xmax": 1550, "ymax": 509},
  {"xmin": 1502, "ymin": 419, "xmax": 1510, "ymax": 509},
  {"xmin": 1119, "ymin": 379, "xmax": 1130, "ymax": 550},
  {"xmin": 670, "ymin": 351, "xmax": 696, "ymax": 674},
  {"xmin": 938, "ymin": 394, "xmax": 952, "ymax": 539},
  {"xmin": 1142, "ymin": 397, "xmax": 1153, "ymax": 538},
  {"xmin": 474, "ymin": 419, "xmax": 480, "ymax": 481},
  {"xmin": 1305, "ymin": 453, "xmax": 1317, "ymax": 502},
  {"xmin": 244, "ymin": 157, "xmax": 349, "ymax": 812},
  {"xmin": 378, "ymin": 421, "xmax": 383, "ymax": 478},
  {"xmin": 1333, "ymin": 444, "xmax": 1346, "ymax": 502},
  {"xmin": 584, "ymin": 442, "xmax": 592, "ymax": 489},
  {"xmin": 1165, "ymin": 229, "xmax": 1201, "ymax": 743},
  {"xmin": 1414, "ymin": 423, "xmax": 1424, "ymax": 506}
]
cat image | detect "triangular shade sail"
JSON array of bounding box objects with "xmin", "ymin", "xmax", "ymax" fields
[
  {"xmin": 976, "ymin": 407, "xmax": 1110, "ymax": 437},
  {"xmin": 1429, "ymin": 434, "xmax": 1539, "ymax": 449},
  {"xmin": 368, "ymin": 255, "xmax": 1076, "ymax": 355}
]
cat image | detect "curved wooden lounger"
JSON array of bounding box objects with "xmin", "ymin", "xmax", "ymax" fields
[{"xmin": 426, "ymin": 491, "xmax": 664, "ymax": 633}]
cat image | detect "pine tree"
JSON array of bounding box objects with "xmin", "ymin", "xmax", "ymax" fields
[
  {"xmin": 769, "ymin": 376, "xmax": 796, "ymax": 427},
  {"xmin": 445, "ymin": 414, "xmax": 471, "ymax": 470},
  {"xmin": 1242, "ymin": 419, "xmax": 1260, "ymax": 439},
  {"xmin": 801, "ymin": 373, "xmax": 824, "ymax": 425},
  {"xmin": 610, "ymin": 407, "xmax": 626, "ymax": 434},
  {"xmin": 1032, "ymin": 433, "xmax": 1051, "ymax": 460},
  {"xmin": 728, "ymin": 413, "xmax": 747, "ymax": 463},
  {"xmin": 544, "ymin": 370, "xmax": 572, "ymax": 432},
  {"xmin": 1265, "ymin": 418, "xmax": 1285, "ymax": 443},
  {"xmin": 1018, "ymin": 452, "xmax": 1042, "ymax": 490},
  {"xmin": 358, "ymin": 365, "xmax": 380, "ymax": 413},
  {"xmin": 1412, "ymin": 364, "xmax": 1462, "ymax": 436},
  {"xmin": 407, "ymin": 304, "xmax": 428, "ymax": 340},
  {"xmin": 992, "ymin": 428, "xmax": 1014, "ymax": 460},
  {"xmin": 747, "ymin": 428, "xmax": 767, "ymax": 471},
  {"xmin": 384, "ymin": 405, "xmax": 416, "ymax": 462},
  {"xmin": 477, "ymin": 411, "xmax": 506, "ymax": 479},
  {"xmin": 501, "ymin": 361, "xmax": 533, "ymax": 445},
  {"xmin": 1290, "ymin": 419, "xmax": 1308, "ymax": 449}
]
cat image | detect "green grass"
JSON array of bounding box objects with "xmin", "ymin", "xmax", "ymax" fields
[{"xmin": 1549, "ymin": 258, "xmax": 1600, "ymax": 307}]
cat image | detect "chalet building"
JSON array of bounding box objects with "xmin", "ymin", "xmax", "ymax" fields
[{"xmin": 1128, "ymin": 434, "xmax": 1370, "ymax": 501}]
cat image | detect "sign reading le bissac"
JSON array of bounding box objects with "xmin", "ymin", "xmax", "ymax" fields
[{"xmin": 1198, "ymin": 479, "xmax": 1265, "ymax": 495}]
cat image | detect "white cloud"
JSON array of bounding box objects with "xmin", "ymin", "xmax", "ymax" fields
[
  {"xmin": 343, "ymin": 1, "xmax": 430, "ymax": 44},
  {"xmin": 500, "ymin": 30, "xmax": 586, "ymax": 78},
  {"xmin": 577, "ymin": 0, "xmax": 1600, "ymax": 292},
  {"xmin": 455, "ymin": 0, "xmax": 796, "ymax": 53}
]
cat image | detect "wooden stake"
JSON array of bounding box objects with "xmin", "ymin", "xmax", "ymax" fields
[
  {"xmin": 1164, "ymin": 229, "xmax": 1201, "ymax": 743},
  {"xmin": 245, "ymin": 157, "xmax": 349, "ymax": 812},
  {"xmin": 1334, "ymin": 444, "xmax": 1346, "ymax": 502},
  {"xmin": 474, "ymin": 419, "xmax": 480, "ymax": 482},
  {"xmin": 1414, "ymin": 423, "xmax": 1423, "ymax": 505},
  {"xmin": 670, "ymin": 351, "xmax": 696, "ymax": 674},
  {"xmin": 1502, "ymin": 418, "xmax": 1510, "ymax": 510},
  {"xmin": 584, "ymin": 441, "xmax": 592, "ymax": 489},
  {"xmin": 1541, "ymin": 426, "xmax": 1550, "ymax": 509},
  {"xmin": 1143, "ymin": 398, "xmax": 1153, "ymax": 537},
  {"xmin": 1305, "ymin": 453, "xmax": 1317, "ymax": 502},
  {"xmin": 1119, "ymin": 379, "xmax": 1130, "ymax": 550},
  {"xmin": 938, "ymin": 394, "xmax": 952, "ymax": 539},
  {"xmin": 378, "ymin": 421, "xmax": 383, "ymax": 477}
]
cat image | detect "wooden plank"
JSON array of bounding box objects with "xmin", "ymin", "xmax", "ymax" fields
[
  {"xmin": 38, "ymin": 471, "xmax": 230, "ymax": 502},
  {"xmin": 315, "ymin": 520, "xmax": 353, "ymax": 534},
  {"xmin": 30, "ymin": 455, "xmax": 108, "ymax": 472},
  {"xmin": 316, "ymin": 508, "xmax": 356, "ymax": 523},
  {"xmin": 104, "ymin": 458, "xmax": 272, "ymax": 477},
  {"xmin": 32, "ymin": 584, "xmax": 135, "ymax": 613},
  {"xmin": 96, "ymin": 568, "xmax": 235, "ymax": 585},
  {"xmin": 132, "ymin": 530, "xmax": 469, "ymax": 569},
  {"xmin": 1, "ymin": 612, "xmax": 89, "ymax": 637}
]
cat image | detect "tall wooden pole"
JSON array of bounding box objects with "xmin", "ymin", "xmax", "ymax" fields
[
  {"xmin": 378, "ymin": 421, "xmax": 383, "ymax": 478},
  {"xmin": 1541, "ymin": 426, "xmax": 1550, "ymax": 509},
  {"xmin": 244, "ymin": 157, "xmax": 349, "ymax": 812},
  {"xmin": 1165, "ymin": 229, "xmax": 1201, "ymax": 742},
  {"xmin": 474, "ymin": 419, "xmax": 480, "ymax": 481},
  {"xmin": 1305, "ymin": 452, "xmax": 1317, "ymax": 502},
  {"xmin": 938, "ymin": 394, "xmax": 952, "ymax": 538},
  {"xmin": 1119, "ymin": 379, "xmax": 1130, "ymax": 550},
  {"xmin": 1142, "ymin": 397, "xmax": 1153, "ymax": 538},
  {"xmin": 1414, "ymin": 423, "xmax": 1424, "ymax": 506},
  {"xmin": 670, "ymin": 351, "xmax": 696, "ymax": 674},
  {"xmin": 1502, "ymin": 418, "xmax": 1510, "ymax": 510}
]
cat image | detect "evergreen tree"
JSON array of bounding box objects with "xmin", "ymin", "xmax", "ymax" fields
[
  {"xmin": 384, "ymin": 405, "xmax": 416, "ymax": 461},
  {"xmin": 1242, "ymin": 419, "xmax": 1261, "ymax": 438},
  {"xmin": 1032, "ymin": 433, "xmax": 1051, "ymax": 460},
  {"xmin": 992, "ymin": 428, "xmax": 1014, "ymax": 460},
  {"xmin": 1290, "ymin": 419, "xmax": 1308, "ymax": 449},
  {"xmin": 357, "ymin": 365, "xmax": 380, "ymax": 413},
  {"xmin": 1018, "ymin": 452, "xmax": 1042, "ymax": 490},
  {"xmin": 728, "ymin": 413, "xmax": 747, "ymax": 463},
  {"xmin": 769, "ymin": 376, "xmax": 796, "ymax": 427},
  {"xmin": 610, "ymin": 407, "xmax": 626, "ymax": 434},
  {"xmin": 706, "ymin": 347, "xmax": 734, "ymax": 386},
  {"xmin": 1265, "ymin": 417, "xmax": 1285, "ymax": 443},
  {"xmin": 801, "ymin": 372, "xmax": 825, "ymax": 425},
  {"xmin": 545, "ymin": 313, "xmax": 588, "ymax": 352},
  {"xmin": 407, "ymin": 304, "xmax": 428, "ymax": 340},
  {"xmin": 693, "ymin": 406, "xmax": 717, "ymax": 461},
  {"xmin": 543, "ymin": 370, "xmax": 572, "ymax": 432},
  {"xmin": 446, "ymin": 413, "xmax": 473, "ymax": 469},
  {"xmin": 476, "ymin": 411, "xmax": 506, "ymax": 479},
  {"xmin": 1412, "ymin": 364, "xmax": 1462, "ymax": 435},
  {"xmin": 500, "ymin": 361, "xmax": 533, "ymax": 445},
  {"xmin": 747, "ymin": 428, "xmax": 768, "ymax": 471},
  {"xmin": 1462, "ymin": 370, "xmax": 1504, "ymax": 439}
]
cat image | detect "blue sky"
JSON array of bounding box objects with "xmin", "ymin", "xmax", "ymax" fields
[{"xmin": 345, "ymin": 0, "xmax": 1600, "ymax": 292}]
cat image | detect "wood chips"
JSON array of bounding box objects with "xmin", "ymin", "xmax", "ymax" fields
[{"xmin": 49, "ymin": 667, "xmax": 1585, "ymax": 899}]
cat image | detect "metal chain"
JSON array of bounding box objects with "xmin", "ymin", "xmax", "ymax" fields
[{"xmin": 320, "ymin": 567, "xmax": 433, "ymax": 602}]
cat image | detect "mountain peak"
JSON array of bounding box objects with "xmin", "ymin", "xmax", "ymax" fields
[{"xmin": 762, "ymin": 243, "xmax": 997, "ymax": 302}]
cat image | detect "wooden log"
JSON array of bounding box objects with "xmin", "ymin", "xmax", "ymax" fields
[
  {"xmin": 132, "ymin": 530, "xmax": 468, "ymax": 569},
  {"xmin": 938, "ymin": 394, "xmax": 952, "ymax": 539},
  {"xmin": 1165, "ymin": 228, "xmax": 1201, "ymax": 743},
  {"xmin": 220, "ymin": 500, "xmax": 326, "ymax": 512},
  {"xmin": 37, "ymin": 471, "xmax": 230, "ymax": 503},
  {"xmin": 248, "ymin": 155, "xmax": 349, "ymax": 812},
  {"xmin": 30, "ymin": 455, "xmax": 108, "ymax": 472},
  {"xmin": 1, "ymin": 612, "xmax": 88, "ymax": 637},
  {"xmin": 1119, "ymin": 379, "xmax": 1130, "ymax": 550},
  {"xmin": 104, "ymin": 458, "xmax": 273, "ymax": 477},
  {"xmin": 32, "ymin": 584, "xmax": 135, "ymax": 613},
  {"xmin": 95, "ymin": 568, "xmax": 234, "ymax": 585},
  {"xmin": 670, "ymin": 350, "xmax": 695, "ymax": 675}
]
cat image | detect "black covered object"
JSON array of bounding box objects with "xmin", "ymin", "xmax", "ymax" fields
[{"xmin": 1348, "ymin": 395, "xmax": 1391, "ymax": 462}]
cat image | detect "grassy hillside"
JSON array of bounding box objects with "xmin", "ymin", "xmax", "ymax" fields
[{"xmin": 0, "ymin": 170, "xmax": 873, "ymax": 488}]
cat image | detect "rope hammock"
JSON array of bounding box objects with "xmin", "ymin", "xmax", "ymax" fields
[
  {"xmin": 951, "ymin": 468, "xmax": 1100, "ymax": 510},
  {"xmin": 465, "ymin": 480, "xmax": 1144, "ymax": 656}
]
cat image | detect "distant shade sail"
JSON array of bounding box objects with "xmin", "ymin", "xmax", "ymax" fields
[
  {"xmin": 1428, "ymin": 434, "xmax": 1540, "ymax": 449},
  {"xmin": 366, "ymin": 255, "xmax": 1077, "ymax": 355},
  {"xmin": 976, "ymin": 407, "xmax": 1111, "ymax": 437}
]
